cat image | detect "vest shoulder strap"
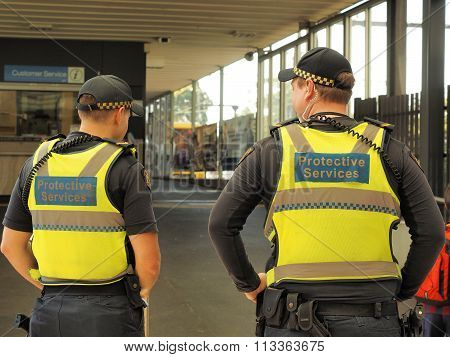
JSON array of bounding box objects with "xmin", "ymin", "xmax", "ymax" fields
[
  {"xmin": 270, "ymin": 118, "xmax": 300, "ymax": 137},
  {"xmin": 363, "ymin": 117, "xmax": 394, "ymax": 133}
]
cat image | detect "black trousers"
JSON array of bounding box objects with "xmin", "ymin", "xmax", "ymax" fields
[
  {"xmin": 29, "ymin": 290, "xmax": 144, "ymax": 337},
  {"xmin": 264, "ymin": 314, "xmax": 401, "ymax": 337}
]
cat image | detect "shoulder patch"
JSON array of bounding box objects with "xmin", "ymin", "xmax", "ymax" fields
[
  {"xmin": 237, "ymin": 146, "xmax": 255, "ymax": 167},
  {"xmin": 141, "ymin": 168, "xmax": 152, "ymax": 189},
  {"xmin": 363, "ymin": 117, "xmax": 394, "ymax": 132},
  {"xmin": 409, "ymin": 152, "xmax": 424, "ymax": 173}
]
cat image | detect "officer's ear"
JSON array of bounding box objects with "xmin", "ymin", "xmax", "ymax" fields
[
  {"xmin": 114, "ymin": 107, "xmax": 127, "ymax": 125},
  {"xmin": 304, "ymin": 79, "xmax": 317, "ymax": 101}
]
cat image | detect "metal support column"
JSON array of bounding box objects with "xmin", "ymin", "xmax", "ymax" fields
[
  {"xmin": 168, "ymin": 92, "xmax": 175, "ymax": 178},
  {"xmin": 387, "ymin": 0, "xmax": 407, "ymax": 95},
  {"xmin": 191, "ymin": 81, "xmax": 197, "ymax": 178},
  {"xmin": 256, "ymin": 54, "xmax": 263, "ymax": 141},
  {"xmin": 218, "ymin": 67, "xmax": 224, "ymax": 181},
  {"xmin": 420, "ymin": 0, "xmax": 445, "ymax": 195}
]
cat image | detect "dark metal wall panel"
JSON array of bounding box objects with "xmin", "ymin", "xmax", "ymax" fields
[{"xmin": 420, "ymin": 0, "xmax": 445, "ymax": 196}]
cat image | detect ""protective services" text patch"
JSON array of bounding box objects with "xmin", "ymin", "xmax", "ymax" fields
[
  {"xmin": 35, "ymin": 176, "xmax": 97, "ymax": 206},
  {"xmin": 295, "ymin": 152, "xmax": 370, "ymax": 183}
]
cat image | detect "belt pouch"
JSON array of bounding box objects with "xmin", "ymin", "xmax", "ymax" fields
[{"xmin": 262, "ymin": 287, "xmax": 286, "ymax": 327}]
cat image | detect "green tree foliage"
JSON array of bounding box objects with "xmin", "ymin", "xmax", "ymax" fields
[{"xmin": 174, "ymin": 85, "xmax": 213, "ymax": 125}]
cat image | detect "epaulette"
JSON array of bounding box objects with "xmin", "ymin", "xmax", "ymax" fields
[
  {"xmin": 363, "ymin": 117, "xmax": 394, "ymax": 133},
  {"xmin": 270, "ymin": 118, "xmax": 300, "ymax": 136},
  {"xmin": 102, "ymin": 138, "xmax": 137, "ymax": 158},
  {"xmin": 45, "ymin": 133, "xmax": 66, "ymax": 142},
  {"xmin": 115, "ymin": 141, "xmax": 138, "ymax": 158}
]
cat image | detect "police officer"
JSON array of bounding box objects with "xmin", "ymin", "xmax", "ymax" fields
[
  {"xmin": 208, "ymin": 48, "xmax": 445, "ymax": 337},
  {"xmin": 1, "ymin": 75, "xmax": 161, "ymax": 336}
]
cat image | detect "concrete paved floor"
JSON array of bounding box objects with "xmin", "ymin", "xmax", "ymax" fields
[{"xmin": 0, "ymin": 187, "xmax": 413, "ymax": 337}]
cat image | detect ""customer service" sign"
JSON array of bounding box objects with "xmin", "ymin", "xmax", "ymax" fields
[{"xmin": 4, "ymin": 65, "xmax": 85, "ymax": 84}]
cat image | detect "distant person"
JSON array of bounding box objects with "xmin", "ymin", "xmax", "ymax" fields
[
  {"xmin": 417, "ymin": 184, "xmax": 450, "ymax": 336},
  {"xmin": 1, "ymin": 75, "xmax": 160, "ymax": 336}
]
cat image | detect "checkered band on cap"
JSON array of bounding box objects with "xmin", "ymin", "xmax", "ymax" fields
[
  {"xmin": 293, "ymin": 67, "xmax": 335, "ymax": 87},
  {"xmin": 96, "ymin": 101, "xmax": 132, "ymax": 110}
]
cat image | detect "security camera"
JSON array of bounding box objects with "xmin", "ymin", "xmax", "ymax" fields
[
  {"xmin": 158, "ymin": 37, "xmax": 171, "ymax": 44},
  {"xmin": 244, "ymin": 51, "xmax": 254, "ymax": 61}
]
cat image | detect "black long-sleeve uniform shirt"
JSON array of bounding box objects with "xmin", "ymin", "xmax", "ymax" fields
[
  {"xmin": 3, "ymin": 132, "xmax": 158, "ymax": 237},
  {"xmin": 209, "ymin": 117, "xmax": 445, "ymax": 302}
]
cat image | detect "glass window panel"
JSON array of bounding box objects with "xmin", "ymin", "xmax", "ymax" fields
[
  {"xmin": 194, "ymin": 71, "xmax": 220, "ymax": 173},
  {"xmin": 164, "ymin": 94, "xmax": 173, "ymax": 177},
  {"xmin": 173, "ymin": 85, "xmax": 193, "ymax": 177},
  {"xmin": 315, "ymin": 28, "xmax": 327, "ymax": 48},
  {"xmin": 173, "ymin": 85, "xmax": 192, "ymax": 124},
  {"xmin": 407, "ymin": 0, "xmax": 423, "ymax": 24},
  {"xmin": 284, "ymin": 47, "xmax": 295, "ymax": 69},
  {"xmin": 299, "ymin": 29, "xmax": 309, "ymax": 37},
  {"xmin": 152, "ymin": 99, "xmax": 161, "ymax": 176},
  {"xmin": 350, "ymin": 11, "xmax": 366, "ymax": 100},
  {"xmin": 5, "ymin": 91, "xmax": 78, "ymax": 137},
  {"xmin": 262, "ymin": 59, "xmax": 271, "ymax": 137},
  {"xmin": 223, "ymin": 58, "xmax": 257, "ymax": 175},
  {"xmin": 297, "ymin": 42, "xmax": 308, "ymax": 60},
  {"xmin": 447, "ymin": 2, "xmax": 450, "ymax": 25},
  {"xmin": 158, "ymin": 97, "xmax": 166, "ymax": 176},
  {"xmin": 370, "ymin": 2, "xmax": 387, "ymax": 97},
  {"xmin": 271, "ymin": 33, "xmax": 298, "ymax": 50},
  {"xmin": 284, "ymin": 47, "xmax": 296, "ymax": 120},
  {"xmin": 272, "ymin": 54, "xmax": 281, "ymax": 123},
  {"xmin": 330, "ymin": 22, "xmax": 344, "ymax": 55},
  {"xmin": 446, "ymin": 4, "xmax": 450, "ymax": 86},
  {"xmin": 406, "ymin": 0, "xmax": 422, "ymax": 94}
]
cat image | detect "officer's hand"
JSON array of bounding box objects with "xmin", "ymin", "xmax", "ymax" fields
[
  {"xmin": 140, "ymin": 288, "xmax": 151, "ymax": 300},
  {"xmin": 244, "ymin": 273, "xmax": 267, "ymax": 303}
]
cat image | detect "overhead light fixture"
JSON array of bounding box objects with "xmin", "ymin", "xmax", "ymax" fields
[
  {"xmin": 244, "ymin": 51, "xmax": 255, "ymax": 61},
  {"xmin": 157, "ymin": 37, "xmax": 171, "ymax": 44},
  {"xmin": 230, "ymin": 30, "xmax": 256, "ymax": 39}
]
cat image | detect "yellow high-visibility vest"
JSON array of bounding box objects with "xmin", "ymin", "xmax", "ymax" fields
[
  {"xmin": 28, "ymin": 138, "xmax": 130, "ymax": 285},
  {"xmin": 265, "ymin": 121, "xmax": 402, "ymax": 287}
]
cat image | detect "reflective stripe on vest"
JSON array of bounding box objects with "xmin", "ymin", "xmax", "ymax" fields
[
  {"xmin": 268, "ymin": 261, "xmax": 401, "ymax": 283},
  {"xmin": 28, "ymin": 141, "xmax": 128, "ymax": 286},
  {"xmin": 265, "ymin": 122, "xmax": 401, "ymax": 286}
]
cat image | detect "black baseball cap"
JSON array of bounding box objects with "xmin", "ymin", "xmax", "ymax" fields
[
  {"xmin": 76, "ymin": 75, "xmax": 144, "ymax": 117},
  {"xmin": 278, "ymin": 47, "xmax": 353, "ymax": 89}
]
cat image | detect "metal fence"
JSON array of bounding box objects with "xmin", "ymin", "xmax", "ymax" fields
[
  {"xmin": 354, "ymin": 93, "xmax": 421, "ymax": 158},
  {"xmin": 354, "ymin": 87, "xmax": 450, "ymax": 198}
]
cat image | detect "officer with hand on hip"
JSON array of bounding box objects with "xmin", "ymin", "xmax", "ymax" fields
[
  {"xmin": 1, "ymin": 75, "xmax": 161, "ymax": 336},
  {"xmin": 209, "ymin": 48, "xmax": 445, "ymax": 337}
]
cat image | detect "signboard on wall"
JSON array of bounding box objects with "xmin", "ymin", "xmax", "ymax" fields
[{"xmin": 4, "ymin": 65, "xmax": 85, "ymax": 84}]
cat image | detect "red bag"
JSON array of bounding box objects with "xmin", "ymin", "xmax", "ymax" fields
[{"xmin": 416, "ymin": 225, "xmax": 450, "ymax": 303}]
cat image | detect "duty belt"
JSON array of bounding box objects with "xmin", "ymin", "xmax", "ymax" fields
[
  {"xmin": 259, "ymin": 287, "xmax": 398, "ymax": 337},
  {"xmin": 314, "ymin": 300, "xmax": 398, "ymax": 317}
]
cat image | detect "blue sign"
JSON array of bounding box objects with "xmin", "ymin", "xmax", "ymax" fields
[
  {"xmin": 4, "ymin": 65, "xmax": 85, "ymax": 83},
  {"xmin": 295, "ymin": 152, "xmax": 370, "ymax": 184},
  {"xmin": 35, "ymin": 176, "xmax": 97, "ymax": 206}
]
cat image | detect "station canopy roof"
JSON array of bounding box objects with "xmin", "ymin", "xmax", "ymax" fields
[{"xmin": 0, "ymin": 0, "xmax": 358, "ymax": 99}]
